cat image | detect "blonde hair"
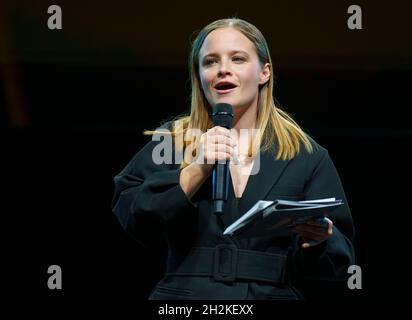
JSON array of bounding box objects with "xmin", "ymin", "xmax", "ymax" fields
[{"xmin": 145, "ymin": 18, "xmax": 313, "ymax": 167}]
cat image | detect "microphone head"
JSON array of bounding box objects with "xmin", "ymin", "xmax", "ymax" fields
[{"xmin": 212, "ymin": 103, "xmax": 234, "ymax": 129}]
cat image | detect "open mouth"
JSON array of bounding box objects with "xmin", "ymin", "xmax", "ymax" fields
[{"xmin": 214, "ymin": 82, "xmax": 237, "ymax": 94}]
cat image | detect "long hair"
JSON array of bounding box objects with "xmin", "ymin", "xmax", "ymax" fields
[{"xmin": 145, "ymin": 18, "xmax": 313, "ymax": 167}]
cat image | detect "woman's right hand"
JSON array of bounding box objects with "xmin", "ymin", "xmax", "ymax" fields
[
  {"xmin": 180, "ymin": 126, "xmax": 236, "ymax": 198},
  {"xmin": 195, "ymin": 126, "xmax": 236, "ymax": 173}
]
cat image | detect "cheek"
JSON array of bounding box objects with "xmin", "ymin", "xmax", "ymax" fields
[
  {"xmin": 239, "ymin": 66, "xmax": 261, "ymax": 87},
  {"xmin": 199, "ymin": 69, "xmax": 214, "ymax": 89}
]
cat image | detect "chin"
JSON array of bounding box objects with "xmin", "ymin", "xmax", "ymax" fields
[{"xmin": 214, "ymin": 98, "xmax": 236, "ymax": 106}]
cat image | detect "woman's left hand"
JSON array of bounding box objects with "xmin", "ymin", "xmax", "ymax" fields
[{"xmin": 291, "ymin": 217, "xmax": 333, "ymax": 249}]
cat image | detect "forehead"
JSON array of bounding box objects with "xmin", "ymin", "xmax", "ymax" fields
[{"xmin": 199, "ymin": 27, "xmax": 256, "ymax": 57}]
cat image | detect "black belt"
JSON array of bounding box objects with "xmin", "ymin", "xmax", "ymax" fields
[{"xmin": 166, "ymin": 245, "xmax": 287, "ymax": 285}]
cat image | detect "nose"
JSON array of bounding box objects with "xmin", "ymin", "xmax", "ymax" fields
[{"xmin": 217, "ymin": 60, "xmax": 231, "ymax": 77}]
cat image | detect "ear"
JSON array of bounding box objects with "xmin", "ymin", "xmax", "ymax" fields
[{"xmin": 259, "ymin": 62, "xmax": 271, "ymax": 85}]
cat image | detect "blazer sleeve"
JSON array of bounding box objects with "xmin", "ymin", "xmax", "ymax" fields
[
  {"xmin": 292, "ymin": 147, "xmax": 355, "ymax": 281},
  {"xmin": 112, "ymin": 135, "xmax": 197, "ymax": 247}
]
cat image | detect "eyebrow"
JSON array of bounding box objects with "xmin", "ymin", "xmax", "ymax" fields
[{"xmin": 201, "ymin": 50, "xmax": 250, "ymax": 59}]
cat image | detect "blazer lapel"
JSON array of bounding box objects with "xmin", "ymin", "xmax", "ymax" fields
[
  {"xmin": 238, "ymin": 149, "xmax": 291, "ymax": 217},
  {"xmin": 217, "ymin": 148, "xmax": 292, "ymax": 229}
]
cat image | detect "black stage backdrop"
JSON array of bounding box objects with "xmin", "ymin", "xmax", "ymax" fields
[{"xmin": 1, "ymin": 0, "xmax": 411, "ymax": 305}]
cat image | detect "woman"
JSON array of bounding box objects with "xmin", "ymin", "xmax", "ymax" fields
[{"xmin": 112, "ymin": 18, "xmax": 355, "ymax": 300}]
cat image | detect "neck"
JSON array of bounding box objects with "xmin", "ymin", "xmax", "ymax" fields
[
  {"xmin": 233, "ymin": 102, "xmax": 258, "ymax": 131},
  {"xmin": 231, "ymin": 102, "xmax": 259, "ymax": 158}
]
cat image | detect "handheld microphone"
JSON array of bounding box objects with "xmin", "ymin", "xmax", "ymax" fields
[{"xmin": 212, "ymin": 103, "xmax": 234, "ymax": 215}]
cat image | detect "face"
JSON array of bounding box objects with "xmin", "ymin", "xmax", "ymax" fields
[{"xmin": 198, "ymin": 27, "xmax": 270, "ymax": 111}]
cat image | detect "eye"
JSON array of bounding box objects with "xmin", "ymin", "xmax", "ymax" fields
[
  {"xmin": 232, "ymin": 56, "xmax": 246, "ymax": 63},
  {"xmin": 203, "ymin": 58, "xmax": 217, "ymax": 66}
]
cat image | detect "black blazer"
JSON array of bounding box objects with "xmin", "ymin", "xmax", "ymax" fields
[{"xmin": 112, "ymin": 127, "xmax": 355, "ymax": 300}]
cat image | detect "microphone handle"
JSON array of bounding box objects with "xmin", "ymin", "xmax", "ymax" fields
[{"xmin": 212, "ymin": 160, "xmax": 230, "ymax": 215}]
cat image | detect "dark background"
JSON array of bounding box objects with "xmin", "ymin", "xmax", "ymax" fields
[{"xmin": 1, "ymin": 0, "xmax": 411, "ymax": 300}]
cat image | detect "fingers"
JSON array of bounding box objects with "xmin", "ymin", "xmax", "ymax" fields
[
  {"xmin": 298, "ymin": 234, "xmax": 324, "ymax": 249},
  {"xmin": 292, "ymin": 217, "xmax": 334, "ymax": 249},
  {"xmin": 203, "ymin": 143, "xmax": 235, "ymax": 164},
  {"xmin": 307, "ymin": 216, "xmax": 332, "ymax": 227},
  {"xmin": 200, "ymin": 127, "xmax": 237, "ymax": 164},
  {"xmin": 292, "ymin": 228, "xmax": 325, "ymax": 243},
  {"xmin": 301, "ymin": 239, "xmax": 318, "ymax": 249},
  {"xmin": 292, "ymin": 225, "xmax": 328, "ymax": 237},
  {"xmin": 325, "ymin": 217, "xmax": 333, "ymax": 235},
  {"xmin": 206, "ymin": 126, "xmax": 233, "ymax": 140},
  {"xmin": 204, "ymin": 151, "xmax": 232, "ymax": 164},
  {"xmin": 306, "ymin": 217, "xmax": 333, "ymax": 234},
  {"xmin": 206, "ymin": 135, "xmax": 235, "ymax": 148}
]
